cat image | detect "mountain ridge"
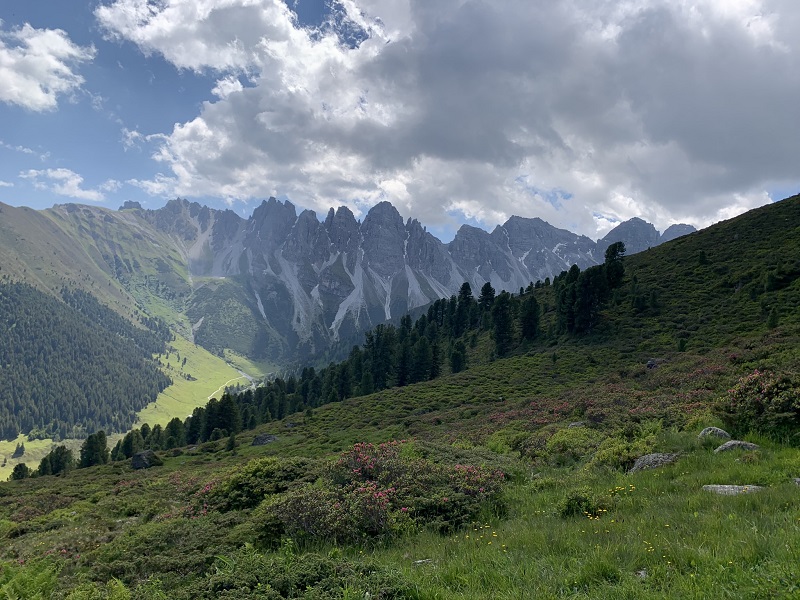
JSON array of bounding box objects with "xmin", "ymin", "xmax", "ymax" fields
[{"xmin": 0, "ymin": 197, "xmax": 695, "ymax": 365}]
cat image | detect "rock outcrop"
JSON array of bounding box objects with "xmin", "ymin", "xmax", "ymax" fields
[
  {"xmin": 698, "ymin": 427, "xmax": 731, "ymax": 440},
  {"xmin": 714, "ymin": 440, "xmax": 759, "ymax": 453},
  {"xmin": 628, "ymin": 453, "xmax": 679, "ymax": 473}
]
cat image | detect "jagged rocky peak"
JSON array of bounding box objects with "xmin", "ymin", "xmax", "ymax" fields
[
  {"xmin": 247, "ymin": 197, "xmax": 297, "ymax": 250},
  {"xmin": 449, "ymin": 224, "xmax": 512, "ymax": 282},
  {"xmin": 448, "ymin": 224, "xmax": 494, "ymax": 269},
  {"xmin": 283, "ymin": 209, "xmax": 331, "ymax": 263},
  {"xmin": 661, "ymin": 223, "xmax": 696, "ymax": 243},
  {"xmin": 146, "ymin": 198, "xmax": 202, "ymax": 241},
  {"xmin": 325, "ymin": 206, "xmax": 360, "ymax": 253},
  {"xmin": 361, "ymin": 201, "xmax": 407, "ymax": 278},
  {"xmin": 599, "ymin": 217, "xmax": 661, "ymax": 255},
  {"xmin": 405, "ymin": 218, "xmax": 453, "ymax": 283}
]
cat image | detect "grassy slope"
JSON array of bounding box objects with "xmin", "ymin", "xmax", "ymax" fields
[
  {"xmin": 0, "ymin": 197, "xmax": 798, "ymax": 598},
  {"xmin": 0, "ymin": 203, "xmax": 275, "ymax": 477}
]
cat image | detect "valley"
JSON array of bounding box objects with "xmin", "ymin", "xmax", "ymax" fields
[{"xmin": 0, "ymin": 194, "xmax": 797, "ymax": 598}]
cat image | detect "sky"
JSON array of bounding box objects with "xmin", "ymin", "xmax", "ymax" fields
[{"xmin": 0, "ymin": 0, "xmax": 798, "ymax": 242}]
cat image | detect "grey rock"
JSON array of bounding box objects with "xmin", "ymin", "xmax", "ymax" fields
[
  {"xmin": 138, "ymin": 197, "xmax": 693, "ymax": 366},
  {"xmin": 568, "ymin": 421, "xmax": 586, "ymax": 428},
  {"xmin": 702, "ymin": 484, "xmax": 763, "ymax": 495},
  {"xmin": 361, "ymin": 201, "xmax": 407, "ymax": 278},
  {"xmin": 597, "ymin": 217, "xmax": 660, "ymax": 256},
  {"xmin": 251, "ymin": 433, "xmax": 278, "ymax": 446},
  {"xmin": 793, "ymin": 478, "xmax": 800, "ymax": 486},
  {"xmin": 714, "ymin": 440, "xmax": 759, "ymax": 453},
  {"xmin": 131, "ymin": 450, "xmax": 162, "ymax": 470},
  {"xmin": 628, "ymin": 453, "xmax": 679, "ymax": 473},
  {"xmin": 698, "ymin": 427, "xmax": 731, "ymax": 440},
  {"xmin": 661, "ymin": 224, "xmax": 696, "ymax": 243}
]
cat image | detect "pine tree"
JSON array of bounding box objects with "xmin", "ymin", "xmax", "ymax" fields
[
  {"xmin": 450, "ymin": 341, "xmax": 467, "ymax": 373},
  {"xmin": 520, "ymin": 294, "xmax": 540, "ymax": 340},
  {"xmin": 79, "ymin": 431, "xmax": 109, "ymax": 468},
  {"xmin": 492, "ymin": 291, "xmax": 514, "ymax": 357}
]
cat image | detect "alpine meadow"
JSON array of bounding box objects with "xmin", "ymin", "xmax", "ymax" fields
[{"xmin": 0, "ymin": 194, "xmax": 797, "ymax": 599}]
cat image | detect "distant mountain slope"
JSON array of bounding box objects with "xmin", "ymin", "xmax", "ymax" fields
[
  {"xmin": 0, "ymin": 198, "xmax": 697, "ymax": 367},
  {"xmin": 0, "ymin": 282, "xmax": 170, "ymax": 440}
]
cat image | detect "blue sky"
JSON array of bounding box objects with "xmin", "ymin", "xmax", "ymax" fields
[{"xmin": 1, "ymin": 0, "xmax": 798, "ymax": 242}]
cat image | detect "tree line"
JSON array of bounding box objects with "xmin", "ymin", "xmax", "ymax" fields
[
  {"xmin": 0, "ymin": 282, "xmax": 172, "ymax": 441},
  {"xmin": 11, "ymin": 244, "xmax": 625, "ymax": 479}
]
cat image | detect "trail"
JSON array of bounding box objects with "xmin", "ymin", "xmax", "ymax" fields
[
  {"xmin": 207, "ymin": 375, "xmax": 250, "ymax": 400},
  {"xmin": 206, "ymin": 369, "xmax": 256, "ymax": 400}
]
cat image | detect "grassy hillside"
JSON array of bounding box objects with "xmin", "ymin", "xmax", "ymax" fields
[{"xmin": 0, "ymin": 197, "xmax": 798, "ymax": 598}]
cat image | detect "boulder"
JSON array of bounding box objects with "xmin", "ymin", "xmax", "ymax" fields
[
  {"xmin": 628, "ymin": 453, "xmax": 679, "ymax": 473},
  {"xmin": 131, "ymin": 450, "xmax": 162, "ymax": 470},
  {"xmin": 702, "ymin": 484, "xmax": 763, "ymax": 495},
  {"xmin": 714, "ymin": 440, "xmax": 759, "ymax": 453},
  {"xmin": 698, "ymin": 427, "xmax": 731, "ymax": 440},
  {"xmin": 251, "ymin": 433, "xmax": 278, "ymax": 446},
  {"xmin": 567, "ymin": 421, "xmax": 585, "ymax": 428}
]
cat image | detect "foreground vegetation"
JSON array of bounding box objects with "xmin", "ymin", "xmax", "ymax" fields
[{"xmin": 0, "ymin": 196, "xmax": 798, "ymax": 598}]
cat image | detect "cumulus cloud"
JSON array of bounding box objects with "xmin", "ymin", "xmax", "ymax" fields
[
  {"xmin": 0, "ymin": 180, "xmax": 14, "ymax": 188},
  {"xmin": 0, "ymin": 22, "xmax": 95, "ymax": 111},
  {"xmin": 20, "ymin": 168, "xmax": 118, "ymax": 202},
  {"xmin": 95, "ymin": 0, "xmax": 799, "ymax": 238}
]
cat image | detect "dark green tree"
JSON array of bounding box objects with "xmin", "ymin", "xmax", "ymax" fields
[
  {"xmin": 119, "ymin": 429, "xmax": 145, "ymax": 459},
  {"xmin": 38, "ymin": 445, "xmax": 74, "ymax": 476},
  {"xmin": 165, "ymin": 417, "xmax": 187, "ymax": 449},
  {"xmin": 450, "ymin": 341, "xmax": 467, "ymax": 373},
  {"xmin": 604, "ymin": 241, "xmax": 626, "ymax": 289},
  {"xmin": 79, "ymin": 430, "xmax": 109, "ymax": 468},
  {"xmin": 520, "ymin": 294, "xmax": 540, "ymax": 340},
  {"xmin": 10, "ymin": 462, "xmax": 31, "ymax": 480},
  {"xmin": 478, "ymin": 282, "xmax": 496, "ymax": 312},
  {"xmin": 411, "ymin": 337, "xmax": 432, "ymax": 383},
  {"xmin": 492, "ymin": 291, "xmax": 514, "ymax": 357}
]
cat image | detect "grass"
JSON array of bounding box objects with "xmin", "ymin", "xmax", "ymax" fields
[
  {"xmin": 0, "ymin": 197, "xmax": 798, "ymax": 597},
  {"xmin": 222, "ymin": 349, "xmax": 281, "ymax": 380},
  {"xmin": 136, "ymin": 335, "xmax": 244, "ymax": 427}
]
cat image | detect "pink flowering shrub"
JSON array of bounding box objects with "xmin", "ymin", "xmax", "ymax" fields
[
  {"xmin": 719, "ymin": 370, "xmax": 800, "ymax": 441},
  {"xmin": 255, "ymin": 440, "xmax": 506, "ymax": 545}
]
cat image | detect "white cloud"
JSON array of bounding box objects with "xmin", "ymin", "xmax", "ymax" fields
[
  {"xmin": 19, "ymin": 168, "xmax": 117, "ymax": 202},
  {"xmin": 0, "ymin": 180, "xmax": 14, "ymax": 188},
  {"xmin": 95, "ymin": 0, "xmax": 800, "ymax": 238},
  {"xmin": 0, "ymin": 23, "xmax": 95, "ymax": 111},
  {"xmin": 0, "ymin": 139, "xmax": 50, "ymax": 162}
]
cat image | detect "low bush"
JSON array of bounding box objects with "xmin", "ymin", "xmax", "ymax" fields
[
  {"xmin": 188, "ymin": 546, "xmax": 420, "ymax": 599},
  {"xmin": 253, "ymin": 441, "xmax": 507, "ymax": 546},
  {"xmin": 718, "ymin": 370, "xmax": 800, "ymax": 443},
  {"xmin": 208, "ymin": 457, "xmax": 320, "ymax": 511}
]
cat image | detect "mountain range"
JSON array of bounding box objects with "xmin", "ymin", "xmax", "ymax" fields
[{"xmin": 0, "ymin": 198, "xmax": 694, "ymax": 364}]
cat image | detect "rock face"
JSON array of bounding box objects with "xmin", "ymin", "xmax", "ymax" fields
[
  {"xmin": 628, "ymin": 453, "xmax": 679, "ymax": 473},
  {"xmin": 714, "ymin": 440, "xmax": 760, "ymax": 453},
  {"xmin": 698, "ymin": 427, "xmax": 731, "ymax": 440},
  {"xmin": 661, "ymin": 224, "xmax": 696, "ymax": 243},
  {"xmin": 131, "ymin": 450, "xmax": 162, "ymax": 469},
  {"xmin": 598, "ymin": 218, "xmax": 661, "ymax": 256},
  {"xmin": 138, "ymin": 198, "xmax": 696, "ymax": 363},
  {"xmin": 702, "ymin": 484, "xmax": 763, "ymax": 495},
  {"xmin": 251, "ymin": 434, "xmax": 278, "ymax": 446}
]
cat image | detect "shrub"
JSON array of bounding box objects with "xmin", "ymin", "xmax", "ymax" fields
[
  {"xmin": 718, "ymin": 370, "xmax": 800, "ymax": 442},
  {"xmin": 253, "ymin": 441, "xmax": 507, "ymax": 545},
  {"xmin": 558, "ymin": 487, "xmax": 606, "ymax": 519},
  {"xmin": 191, "ymin": 546, "xmax": 419, "ymax": 599},
  {"xmin": 209, "ymin": 457, "xmax": 318, "ymax": 511},
  {"xmin": 544, "ymin": 426, "xmax": 604, "ymax": 466}
]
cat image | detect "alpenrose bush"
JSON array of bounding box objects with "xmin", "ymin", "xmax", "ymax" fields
[
  {"xmin": 254, "ymin": 440, "xmax": 507, "ymax": 545},
  {"xmin": 719, "ymin": 370, "xmax": 800, "ymax": 442}
]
